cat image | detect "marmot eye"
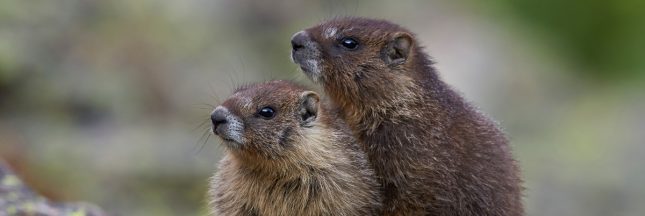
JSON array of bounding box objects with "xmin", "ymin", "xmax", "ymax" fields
[
  {"xmin": 340, "ymin": 37, "xmax": 359, "ymax": 50},
  {"xmin": 257, "ymin": 107, "xmax": 275, "ymax": 119}
]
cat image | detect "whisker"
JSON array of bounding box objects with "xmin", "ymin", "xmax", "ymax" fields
[
  {"xmin": 193, "ymin": 128, "xmax": 213, "ymax": 155},
  {"xmin": 191, "ymin": 103, "xmax": 216, "ymax": 110},
  {"xmin": 196, "ymin": 132, "xmax": 212, "ymax": 155},
  {"xmin": 207, "ymin": 83, "xmax": 222, "ymax": 105},
  {"xmin": 191, "ymin": 118, "xmax": 212, "ymax": 132}
]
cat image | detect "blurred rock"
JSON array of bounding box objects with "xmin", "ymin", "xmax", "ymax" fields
[{"xmin": 0, "ymin": 161, "xmax": 106, "ymax": 216}]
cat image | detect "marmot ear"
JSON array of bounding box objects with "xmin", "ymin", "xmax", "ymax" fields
[
  {"xmin": 298, "ymin": 91, "xmax": 320, "ymax": 125},
  {"xmin": 381, "ymin": 32, "xmax": 413, "ymax": 66}
]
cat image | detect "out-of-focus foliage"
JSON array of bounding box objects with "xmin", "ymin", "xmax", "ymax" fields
[
  {"xmin": 0, "ymin": 0, "xmax": 643, "ymax": 216},
  {"xmin": 476, "ymin": 0, "xmax": 645, "ymax": 82}
]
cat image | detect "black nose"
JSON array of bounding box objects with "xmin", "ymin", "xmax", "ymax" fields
[
  {"xmin": 211, "ymin": 109, "xmax": 227, "ymax": 133},
  {"xmin": 291, "ymin": 31, "xmax": 307, "ymax": 51}
]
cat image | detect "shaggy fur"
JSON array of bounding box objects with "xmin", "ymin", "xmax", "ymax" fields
[
  {"xmin": 209, "ymin": 81, "xmax": 382, "ymax": 216},
  {"xmin": 292, "ymin": 17, "xmax": 524, "ymax": 216}
]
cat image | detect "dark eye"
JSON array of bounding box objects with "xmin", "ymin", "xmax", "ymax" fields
[
  {"xmin": 340, "ymin": 37, "xmax": 359, "ymax": 50},
  {"xmin": 257, "ymin": 107, "xmax": 275, "ymax": 119}
]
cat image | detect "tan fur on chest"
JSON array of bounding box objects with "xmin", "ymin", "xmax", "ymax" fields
[{"xmin": 209, "ymin": 127, "xmax": 380, "ymax": 216}]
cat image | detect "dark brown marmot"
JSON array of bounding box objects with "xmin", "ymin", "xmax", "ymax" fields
[
  {"xmin": 208, "ymin": 80, "xmax": 381, "ymax": 216},
  {"xmin": 291, "ymin": 17, "xmax": 523, "ymax": 216}
]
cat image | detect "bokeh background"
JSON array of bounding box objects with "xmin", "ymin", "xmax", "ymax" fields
[{"xmin": 1, "ymin": 0, "xmax": 644, "ymax": 215}]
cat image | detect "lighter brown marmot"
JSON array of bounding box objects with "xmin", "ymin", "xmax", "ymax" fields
[
  {"xmin": 208, "ymin": 80, "xmax": 381, "ymax": 216},
  {"xmin": 291, "ymin": 17, "xmax": 523, "ymax": 216}
]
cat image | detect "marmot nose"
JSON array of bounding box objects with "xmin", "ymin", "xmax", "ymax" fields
[
  {"xmin": 211, "ymin": 108, "xmax": 228, "ymax": 133},
  {"xmin": 291, "ymin": 31, "xmax": 308, "ymax": 51}
]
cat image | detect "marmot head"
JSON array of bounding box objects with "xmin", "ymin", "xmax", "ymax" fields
[
  {"xmin": 211, "ymin": 80, "xmax": 321, "ymax": 159},
  {"xmin": 291, "ymin": 17, "xmax": 426, "ymax": 120}
]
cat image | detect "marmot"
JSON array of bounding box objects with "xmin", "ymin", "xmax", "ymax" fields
[
  {"xmin": 208, "ymin": 80, "xmax": 382, "ymax": 216},
  {"xmin": 291, "ymin": 17, "xmax": 523, "ymax": 215}
]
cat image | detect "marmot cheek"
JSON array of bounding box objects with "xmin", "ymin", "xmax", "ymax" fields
[{"xmin": 303, "ymin": 59, "xmax": 323, "ymax": 83}]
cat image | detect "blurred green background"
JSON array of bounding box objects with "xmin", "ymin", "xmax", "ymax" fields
[{"xmin": 1, "ymin": 0, "xmax": 644, "ymax": 215}]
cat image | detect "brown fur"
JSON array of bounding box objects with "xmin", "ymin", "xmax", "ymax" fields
[
  {"xmin": 292, "ymin": 17, "xmax": 524, "ymax": 215},
  {"xmin": 209, "ymin": 80, "xmax": 381, "ymax": 216}
]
